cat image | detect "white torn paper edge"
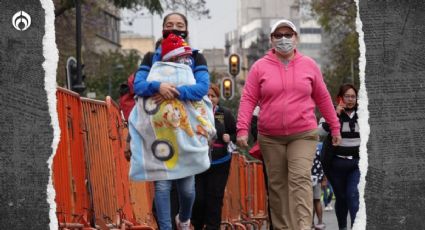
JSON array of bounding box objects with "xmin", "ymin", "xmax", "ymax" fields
[
  {"xmin": 40, "ymin": 0, "xmax": 59, "ymax": 229},
  {"xmin": 353, "ymin": 0, "xmax": 370, "ymax": 230}
]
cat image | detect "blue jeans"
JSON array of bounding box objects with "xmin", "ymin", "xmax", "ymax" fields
[
  {"xmin": 154, "ymin": 176, "xmax": 196, "ymax": 230},
  {"xmin": 328, "ymin": 157, "xmax": 360, "ymax": 229}
]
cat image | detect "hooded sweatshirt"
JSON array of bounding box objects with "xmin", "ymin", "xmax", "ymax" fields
[{"xmin": 237, "ymin": 50, "xmax": 340, "ymax": 137}]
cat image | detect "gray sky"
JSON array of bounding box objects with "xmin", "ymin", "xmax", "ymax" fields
[{"xmin": 120, "ymin": 0, "xmax": 237, "ymax": 50}]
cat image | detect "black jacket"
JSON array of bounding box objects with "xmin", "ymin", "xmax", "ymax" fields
[{"xmin": 211, "ymin": 106, "xmax": 236, "ymax": 161}]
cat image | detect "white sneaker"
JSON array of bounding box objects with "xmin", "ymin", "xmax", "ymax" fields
[
  {"xmin": 324, "ymin": 205, "xmax": 333, "ymax": 211},
  {"xmin": 314, "ymin": 223, "xmax": 326, "ymax": 230},
  {"xmin": 175, "ymin": 214, "xmax": 191, "ymax": 230}
]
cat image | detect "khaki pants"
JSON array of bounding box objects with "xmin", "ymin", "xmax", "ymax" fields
[{"xmin": 258, "ymin": 130, "xmax": 318, "ymax": 230}]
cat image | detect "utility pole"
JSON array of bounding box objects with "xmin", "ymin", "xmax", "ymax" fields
[
  {"xmin": 73, "ymin": 0, "xmax": 86, "ymax": 93},
  {"xmin": 351, "ymin": 56, "xmax": 354, "ymax": 84}
]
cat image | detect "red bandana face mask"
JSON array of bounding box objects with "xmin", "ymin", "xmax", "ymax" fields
[{"xmin": 162, "ymin": 29, "xmax": 188, "ymax": 39}]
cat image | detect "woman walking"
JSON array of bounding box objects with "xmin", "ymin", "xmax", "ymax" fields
[
  {"xmin": 319, "ymin": 84, "xmax": 360, "ymax": 230},
  {"xmin": 236, "ymin": 19, "xmax": 341, "ymax": 230}
]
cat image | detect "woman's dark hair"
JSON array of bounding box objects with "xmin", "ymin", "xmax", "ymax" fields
[
  {"xmin": 154, "ymin": 38, "xmax": 163, "ymax": 49},
  {"xmin": 209, "ymin": 83, "xmax": 220, "ymax": 97},
  {"xmin": 336, "ymin": 84, "xmax": 358, "ymax": 106},
  {"xmin": 337, "ymin": 83, "xmax": 358, "ymax": 99},
  {"xmin": 162, "ymin": 12, "xmax": 188, "ymax": 28}
]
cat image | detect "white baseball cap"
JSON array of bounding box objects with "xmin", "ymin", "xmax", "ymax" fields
[{"xmin": 270, "ymin": 19, "xmax": 297, "ymax": 34}]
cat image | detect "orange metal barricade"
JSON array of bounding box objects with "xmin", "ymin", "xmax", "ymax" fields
[
  {"xmin": 252, "ymin": 163, "xmax": 267, "ymax": 219},
  {"xmin": 54, "ymin": 87, "xmax": 271, "ymax": 230},
  {"xmin": 222, "ymin": 153, "xmax": 243, "ymax": 223},
  {"xmin": 81, "ymin": 98, "xmax": 119, "ymax": 224},
  {"xmin": 53, "ymin": 88, "xmax": 92, "ymax": 227},
  {"xmin": 221, "ymin": 153, "xmax": 269, "ymax": 229},
  {"xmin": 54, "ymin": 88, "xmax": 157, "ymax": 229},
  {"xmin": 105, "ymin": 97, "xmax": 134, "ymax": 221},
  {"xmin": 244, "ymin": 161, "xmax": 268, "ymax": 229},
  {"xmin": 129, "ymin": 181, "xmax": 156, "ymax": 228}
]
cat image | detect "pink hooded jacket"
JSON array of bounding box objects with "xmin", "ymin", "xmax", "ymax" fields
[{"xmin": 237, "ymin": 50, "xmax": 340, "ymax": 137}]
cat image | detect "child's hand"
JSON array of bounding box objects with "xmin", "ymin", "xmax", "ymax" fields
[{"xmin": 152, "ymin": 93, "xmax": 165, "ymax": 104}]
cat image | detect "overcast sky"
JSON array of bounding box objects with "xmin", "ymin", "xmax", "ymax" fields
[{"xmin": 120, "ymin": 1, "xmax": 237, "ymax": 50}]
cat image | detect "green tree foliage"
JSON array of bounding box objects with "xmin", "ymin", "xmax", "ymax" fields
[
  {"xmin": 85, "ymin": 50, "xmax": 140, "ymax": 101},
  {"xmin": 55, "ymin": 0, "xmax": 209, "ymax": 18},
  {"xmin": 54, "ymin": 0, "xmax": 210, "ymax": 100},
  {"xmin": 311, "ymin": 0, "xmax": 360, "ymax": 97}
]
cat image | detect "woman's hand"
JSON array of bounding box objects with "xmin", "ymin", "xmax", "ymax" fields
[
  {"xmin": 222, "ymin": 134, "xmax": 230, "ymax": 143},
  {"xmin": 236, "ymin": 135, "xmax": 249, "ymax": 149},
  {"xmin": 159, "ymin": 82, "xmax": 180, "ymax": 100},
  {"xmin": 332, "ymin": 135, "xmax": 342, "ymax": 146},
  {"xmin": 336, "ymin": 104, "xmax": 345, "ymax": 115}
]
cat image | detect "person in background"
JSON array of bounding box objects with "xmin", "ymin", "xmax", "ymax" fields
[
  {"xmin": 318, "ymin": 84, "xmax": 360, "ymax": 230},
  {"xmin": 236, "ymin": 19, "xmax": 341, "ymax": 230},
  {"xmin": 132, "ymin": 12, "xmax": 211, "ymax": 230},
  {"xmin": 317, "ymin": 117, "xmax": 334, "ymax": 212},
  {"xmin": 322, "ymin": 176, "xmax": 334, "ymax": 211},
  {"xmin": 311, "ymin": 143, "xmax": 326, "ymax": 230},
  {"xmin": 191, "ymin": 83, "xmax": 236, "ymax": 230}
]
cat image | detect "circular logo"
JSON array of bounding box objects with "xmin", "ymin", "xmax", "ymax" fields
[{"xmin": 12, "ymin": 11, "xmax": 31, "ymax": 31}]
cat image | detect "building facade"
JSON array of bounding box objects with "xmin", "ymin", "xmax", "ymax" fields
[
  {"xmin": 225, "ymin": 0, "xmax": 326, "ymax": 75},
  {"xmin": 120, "ymin": 31, "xmax": 155, "ymax": 57}
]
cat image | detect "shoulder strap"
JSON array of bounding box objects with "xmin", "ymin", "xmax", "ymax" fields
[{"xmin": 140, "ymin": 52, "xmax": 155, "ymax": 68}]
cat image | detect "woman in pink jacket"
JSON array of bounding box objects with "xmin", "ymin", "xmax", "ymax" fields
[{"xmin": 236, "ymin": 19, "xmax": 342, "ymax": 230}]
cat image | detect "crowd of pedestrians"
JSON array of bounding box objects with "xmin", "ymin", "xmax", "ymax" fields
[{"xmin": 122, "ymin": 12, "xmax": 360, "ymax": 230}]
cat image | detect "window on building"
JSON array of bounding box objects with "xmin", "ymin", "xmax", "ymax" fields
[{"xmin": 98, "ymin": 10, "xmax": 120, "ymax": 44}]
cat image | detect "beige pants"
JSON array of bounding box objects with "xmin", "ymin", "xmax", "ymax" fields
[{"xmin": 258, "ymin": 130, "xmax": 318, "ymax": 230}]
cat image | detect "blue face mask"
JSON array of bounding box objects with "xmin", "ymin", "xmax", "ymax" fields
[{"xmin": 273, "ymin": 37, "xmax": 295, "ymax": 54}]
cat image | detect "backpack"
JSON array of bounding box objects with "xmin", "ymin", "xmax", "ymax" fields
[{"xmin": 119, "ymin": 72, "xmax": 135, "ymax": 121}]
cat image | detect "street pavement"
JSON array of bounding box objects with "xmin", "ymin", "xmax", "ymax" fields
[
  {"xmin": 259, "ymin": 201, "xmax": 352, "ymax": 230},
  {"xmin": 316, "ymin": 200, "xmax": 351, "ymax": 230},
  {"xmin": 320, "ymin": 201, "xmax": 339, "ymax": 230}
]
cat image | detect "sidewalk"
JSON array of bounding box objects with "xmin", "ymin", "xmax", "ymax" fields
[
  {"xmin": 260, "ymin": 201, "xmax": 351, "ymax": 230},
  {"xmin": 316, "ymin": 201, "xmax": 351, "ymax": 230},
  {"xmin": 321, "ymin": 201, "xmax": 338, "ymax": 229}
]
